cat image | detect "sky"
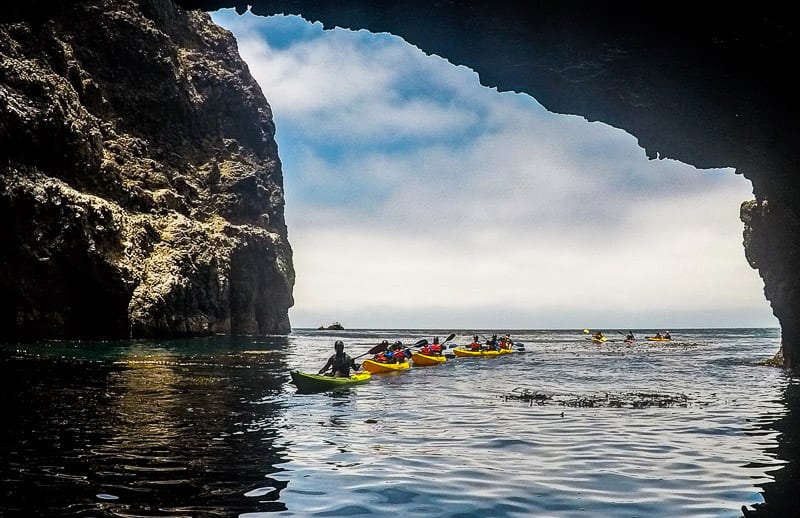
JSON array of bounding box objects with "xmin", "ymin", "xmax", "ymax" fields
[{"xmin": 210, "ymin": 10, "xmax": 778, "ymax": 330}]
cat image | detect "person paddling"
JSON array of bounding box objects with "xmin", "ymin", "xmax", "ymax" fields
[
  {"xmin": 390, "ymin": 341, "xmax": 409, "ymax": 363},
  {"xmin": 470, "ymin": 335, "xmax": 481, "ymax": 351},
  {"xmin": 318, "ymin": 340, "xmax": 359, "ymax": 377}
]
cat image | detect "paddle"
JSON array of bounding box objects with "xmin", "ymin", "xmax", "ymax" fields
[{"xmin": 353, "ymin": 341, "xmax": 390, "ymax": 360}]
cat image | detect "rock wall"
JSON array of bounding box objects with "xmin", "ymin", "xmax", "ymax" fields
[
  {"xmin": 176, "ymin": 0, "xmax": 800, "ymax": 368},
  {"xmin": 0, "ymin": 0, "xmax": 294, "ymax": 339}
]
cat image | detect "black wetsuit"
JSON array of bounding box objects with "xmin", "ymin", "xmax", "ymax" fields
[{"xmin": 320, "ymin": 352, "xmax": 357, "ymax": 376}]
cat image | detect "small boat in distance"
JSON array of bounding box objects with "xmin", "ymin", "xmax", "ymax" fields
[{"xmin": 317, "ymin": 321, "xmax": 345, "ymax": 330}]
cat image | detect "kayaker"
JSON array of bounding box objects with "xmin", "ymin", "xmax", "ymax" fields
[
  {"xmin": 626, "ymin": 331, "xmax": 635, "ymax": 341},
  {"xmin": 470, "ymin": 335, "xmax": 481, "ymax": 351},
  {"xmin": 655, "ymin": 332, "xmax": 662, "ymax": 339},
  {"xmin": 390, "ymin": 341, "xmax": 408, "ymax": 363},
  {"xmin": 664, "ymin": 331, "xmax": 671, "ymax": 340},
  {"xmin": 593, "ymin": 331, "xmax": 604, "ymax": 340},
  {"xmin": 499, "ymin": 334, "xmax": 512, "ymax": 350},
  {"xmin": 430, "ymin": 337, "xmax": 442, "ymax": 355},
  {"xmin": 318, "ymin": 340, "xmax": 359, "ymax": 377}
]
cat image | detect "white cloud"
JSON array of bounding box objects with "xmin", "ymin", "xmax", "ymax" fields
[
  {"xmin": 211, "ymin": 12, "xmax": 777, "ymax": 329},
  {"xmin": 232, "ymin": 26, "xmax": 480, "ymax": 142}
]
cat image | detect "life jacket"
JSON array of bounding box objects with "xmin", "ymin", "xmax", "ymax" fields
[
  {"xmin": 430, "ymin": 344, "xmax": 442, "ymax": 354},
  {"xmin": 470, "ymin": 342, "xmax": 480, "ymax": 350},
  {"xmin": 420, "ymin": 345, "xmax": 431, "ymax": 355}
]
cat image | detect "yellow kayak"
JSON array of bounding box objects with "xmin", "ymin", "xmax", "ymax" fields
[
  {"xmin": 411, "ymin": 352, "xmax": 446, "ymax": 366},
  {"xmin": 452, "ymin": 348, "xmax": 513, "ymax": 358},
  {"xmin": 362, "ymin": 359, "xmax": 410, "ymax": 373},
  {"xmin": 646, "ymin": 337, "xmax": 671, "ymax": 341}
]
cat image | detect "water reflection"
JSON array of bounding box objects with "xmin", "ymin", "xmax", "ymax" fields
[
  {"xmin": 743, "ymin": 379, "xmax": 800, "ymax": 517},
  {"xmin": 0, "ymin": 337, "xmax": 292, "ymax": 517},
  {"xmin": 2, "ymin": 330, "xmax": 798, "ymax": 517}
]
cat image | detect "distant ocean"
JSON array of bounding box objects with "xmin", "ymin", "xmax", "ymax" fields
[{"xmin": 0, "ymin": 328, "xmax": 794, "ymax": 517}]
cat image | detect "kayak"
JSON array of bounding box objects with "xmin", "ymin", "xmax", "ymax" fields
[
  {"xmin": 362, "ymin": 359, "xmax": 411, "ymax": 373},
  {"xmin": 411, "ymin": 352, "xmax": 446, "ymax": 366},
  {"xmin": 452, "ymin": 347, "xmax": 513, "ymax": 358},
  {"xmin": 290, "ymin": 370, "xmax": 371, "ymax": 393},
  {"xmin": 646, "ymin": 337, "xmax": 671, "ymax": 341}
]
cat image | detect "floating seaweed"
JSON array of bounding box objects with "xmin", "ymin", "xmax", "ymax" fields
[
  {"xmin": 504, "ymin": 388, "xmax": 551, "ymax": 406},
  {"xmin": 503, "ymin": 388, "xmax": 690, "ymax": 408}
]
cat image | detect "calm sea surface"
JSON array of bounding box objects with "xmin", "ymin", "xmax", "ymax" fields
[{"xmin": 0, "ymin": 328, "xmax": 796, "ymax": 517}]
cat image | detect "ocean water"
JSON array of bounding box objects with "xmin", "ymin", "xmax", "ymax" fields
[{"xmin": 0, "ymin": 328, "xmax": 795, "ymax": 517}]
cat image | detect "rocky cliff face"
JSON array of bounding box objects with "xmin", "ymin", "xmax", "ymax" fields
[{"xmin": 0, "ymin": 0, "xmax": 294, "ymax": 339}]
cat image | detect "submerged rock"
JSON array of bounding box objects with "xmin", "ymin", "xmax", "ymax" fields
[{"xmin": 0, "ymin": 0, "xmax": 294, "ymax": 339}]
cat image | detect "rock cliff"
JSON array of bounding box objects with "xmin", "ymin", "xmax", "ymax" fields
[{"xmin": 0, "ymin": 0, "xmax": 294, "ymax": 339}]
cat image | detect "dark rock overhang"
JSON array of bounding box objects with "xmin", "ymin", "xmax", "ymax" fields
[{"xmin": 169, "ymin": 1, "xmax": 798, "ymax": 198}]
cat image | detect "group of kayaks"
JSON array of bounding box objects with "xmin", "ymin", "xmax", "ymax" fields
[
  {"xmin": 586, "ymin": 329, "xmax": 673, "ymax": 344},
  {"xmin": 290, "ymin": 333, "xmax": 519, "ymax": 393}
]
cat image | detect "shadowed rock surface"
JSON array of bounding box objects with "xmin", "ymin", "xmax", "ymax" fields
[{"xmin": 0, "ymin": 0, "xmax": 294, "ymax": 338}]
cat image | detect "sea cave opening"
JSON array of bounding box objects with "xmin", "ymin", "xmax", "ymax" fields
[{"xmin": 210, "ymin": 10, "xmax": 777, "ymax": 333}]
